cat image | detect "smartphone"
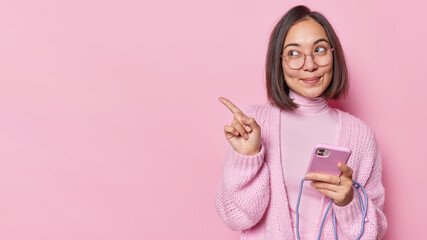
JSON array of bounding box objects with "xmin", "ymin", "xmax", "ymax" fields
[{"xmin": 306, "ymin": 144, "xmax": 352, "ymax": 177}]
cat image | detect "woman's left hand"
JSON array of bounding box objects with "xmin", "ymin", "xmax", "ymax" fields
[{"xmin": 305, "ymin": 162, "xmax": 354, "ymax": 206}]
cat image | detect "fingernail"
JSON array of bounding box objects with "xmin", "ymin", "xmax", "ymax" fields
[
  {"xmin": 338, "ymin": 162, "xmax": 343, "ymax": 168},
  {"xmin": 234, "ymin": 131, "xmax": 239, "ymax": 136},
  {"xmin": 245, "ymin": 126, "xmax": 251, "ymax": 131},
  {"xmin": 305, "ymin": 174, "xmax": 312, "ymax": 179},
  {"xmin": 244, "ymin": 133, "xmax": 248, "ymax": 139}
]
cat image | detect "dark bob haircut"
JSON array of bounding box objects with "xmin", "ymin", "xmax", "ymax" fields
[{"xmin": 266, "ymin": 5, "xmax": 348, "ymax": 110}]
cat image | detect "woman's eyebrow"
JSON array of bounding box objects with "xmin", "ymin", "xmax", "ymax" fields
[{"xmin": 283, "ymin": 38, "xmax": 330, "ymax": 50}]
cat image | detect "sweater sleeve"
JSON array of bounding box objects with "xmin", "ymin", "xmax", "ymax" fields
[
  {"xmin": 215, "ymin": 105, "xmax": 270, "ymax": 231},
  {"xmin": 332, "ymin": 131, "xmax": 387, "ymax": 239},
  {"xmin": 215, "ymin": 144, "xmax": 269, "ymax": 230}
]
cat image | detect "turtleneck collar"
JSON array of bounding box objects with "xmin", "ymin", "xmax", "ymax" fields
[{"xmin": 289, "ymin": 89, "xmax": 330, "ymax": 116}]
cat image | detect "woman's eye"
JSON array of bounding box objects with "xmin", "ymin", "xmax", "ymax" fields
[
  {"xmin": 315, "ymin": 46, "xmax": 326, "ymax": 53},
  {"xmin": 288, "ymin": 50, "xmax": 300, "ymax": 57}
]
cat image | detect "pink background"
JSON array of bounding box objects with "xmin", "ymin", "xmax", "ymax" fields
[{"xmin": 0, "ymin": 0, "xmax": 425, "ymax": 239}]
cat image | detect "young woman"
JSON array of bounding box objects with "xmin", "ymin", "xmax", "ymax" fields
[{"xmin": 216, "ymin": 5, "xmax": 387, "ymax": 239}]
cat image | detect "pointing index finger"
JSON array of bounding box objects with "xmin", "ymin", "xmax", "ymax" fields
[{"xmin": 218, "ymin": 97, "xmax": 244, "ymax": 114}]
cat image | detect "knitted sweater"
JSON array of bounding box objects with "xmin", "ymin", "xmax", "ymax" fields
[{"xmin": 215, "ymin": 103, "xmax": 387, "ymax": 239}]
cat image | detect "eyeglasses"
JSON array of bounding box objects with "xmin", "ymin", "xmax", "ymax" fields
[{"xmin": 281, "ymin": 46, "xmax": 334, "ymax": 70}]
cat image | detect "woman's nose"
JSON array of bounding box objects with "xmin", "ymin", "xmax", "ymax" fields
[{"xmin": 303, "ymin": 55, "xmax": 318, "ymax": 71}]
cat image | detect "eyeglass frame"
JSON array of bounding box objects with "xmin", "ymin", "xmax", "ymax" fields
[{"xmin": 281, "ymin": 47, "xmax": 334, "ymax": 70}]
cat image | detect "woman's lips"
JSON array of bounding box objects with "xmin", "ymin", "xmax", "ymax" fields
[{"xmin": 301, "ymin": 76, "xmax": 321, "ymax": 84}]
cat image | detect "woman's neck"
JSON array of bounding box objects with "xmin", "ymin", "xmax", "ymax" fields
[{"xmin": 289, "ymin": 89, "xmax": 330, "ymax": 116}]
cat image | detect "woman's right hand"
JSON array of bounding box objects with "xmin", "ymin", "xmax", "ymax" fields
[{"xmin": 219, "ymin": 97, "xmax": 261, "ymax": 156}]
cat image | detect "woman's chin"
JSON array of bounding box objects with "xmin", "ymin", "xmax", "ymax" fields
[{"xmin": 301, "ymin": 89, "xmax": 324, "ymax": 98}]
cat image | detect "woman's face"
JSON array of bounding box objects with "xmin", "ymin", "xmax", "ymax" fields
[{"xmin": 282, "ymin": 18, "xmax": 333, "ymax": 98}]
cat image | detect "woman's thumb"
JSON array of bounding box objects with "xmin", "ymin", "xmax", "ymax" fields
[{"xmin": 243, "ymin": 116, "xmax": 258, "ymax": 129}]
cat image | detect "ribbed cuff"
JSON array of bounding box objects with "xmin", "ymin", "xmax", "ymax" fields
[
  {"xmin": 225, "ymin": 144, "xmax": 266, "ymax": 171},
  {"xmin": 332, "ymin": 186, "xmax": 364, "ymax": 223}
]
